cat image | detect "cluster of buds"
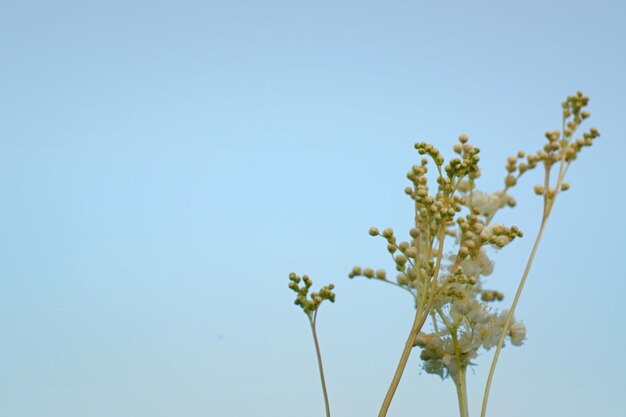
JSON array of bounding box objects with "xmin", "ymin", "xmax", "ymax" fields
[
  {"xmin": 480, "ymin": 289, "xmax": 504, "ymax": 302},
  {"xmin": 289, "ymin": 93, "xmax": 597, "ymax": 409},
  {"xmin": 348, "ymin": 134, "xmax": 543, "ymax": 381},
  {"xmin": 445, "ymin": 138, "xmax": 481, "ymax": 182},
  {"xmin": 348, "ymin": 265, "xmax": 387, "ymax": 280},
  {"xmin": 288, "ymin": 272, "xmax": 335, "ymax": 317},
  {"xmin": 521, "ymin": 92, "xmax": 599, "ymax": 199}
]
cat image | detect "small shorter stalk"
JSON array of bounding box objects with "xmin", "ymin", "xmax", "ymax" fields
[
  {"xmin": 378, "ymin": 227, "xmax": 447, "ymax": 417},
  {"xmin": 309, "ymin": 315, "xmax": 331, "ymax": 417}
]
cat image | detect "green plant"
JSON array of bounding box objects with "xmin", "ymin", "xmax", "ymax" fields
[{"xmin": 289, "ymin": 92, "xmax": 598, "ymax": 417}]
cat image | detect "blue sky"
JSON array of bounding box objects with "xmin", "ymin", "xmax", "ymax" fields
[{"xmin": 1, "ymin": 1, "xmax": 625, "ymax": 416}]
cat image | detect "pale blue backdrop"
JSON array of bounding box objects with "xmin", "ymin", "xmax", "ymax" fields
[{"xmin": 1, "ymin": 1, "xmax": 624, "ymax": 416}]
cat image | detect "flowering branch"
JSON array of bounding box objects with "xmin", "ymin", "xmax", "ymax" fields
[
  {"xmin": 288, "ymin": 92, "xmax": 598, "ymax": 417},
  {"xmin": 480, "ymin": 92, "xmax": 599, "ymax": 417},
  {"xmin": 288, "ymin": 273, "xmax": 335, "ymax": 417}
]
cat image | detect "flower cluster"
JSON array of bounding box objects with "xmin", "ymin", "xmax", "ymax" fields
[
  {"xmin": 349, "ymin": 92, "xmax": 598, "ymax": 387},
  {"xmin": 288, "ymin": 272, "xmax": 335, "ymax": 317},
  {"xmin": 346, "ymin": 130, "xmax": 533, "ymax": 383},
  {"xmin": 289, "ymin": 92, "xmax": 598, "ymax": 417},
  {"xmin": 414, "ymin": 307, "xmax": 526, "ymax": 378}
]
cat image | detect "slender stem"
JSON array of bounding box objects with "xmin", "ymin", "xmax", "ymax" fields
[
  {"xmin": 480, "ymin": 132, "xmax": 572, "ymax": 416},
  {"xmin": 309, "ymin": 315, "xmax": 331, "ymax": 417},
  {"xmin": 479, "ymin": 214, "xmax": 549, "ymax": 417},
  {"xmin": 377, "ymin": 302, "xmax": 429, "ymax": 417},
  {"xmin": 454, "ymin": 367, "xmax": 470, "ymax": 417},
  {"xmin": 378, "ymin": 227, "xmax": 447, "ymax": 417}
]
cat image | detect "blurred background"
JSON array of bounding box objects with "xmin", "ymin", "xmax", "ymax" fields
[{"xmin": 1, "ymin": 1, "xmax": 624, "ymax": 416}]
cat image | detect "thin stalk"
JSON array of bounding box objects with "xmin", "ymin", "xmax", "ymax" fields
[
  {"xmin": 479, "ymin": 214, "xmax": 548, "ymax": 417},
  {"xmin": 309, "ymin": 314, "xmax": 331, "ymax": 417},
  {"xmin": 378, "ymin": 227, "xmax": 447, "ymax": 417},
  {"xmin": 481, "ymin": 127, "xmax": 571, "ymax": 417},
  {"xmin": 377, "ymin": 301, "xmax": 430, "ymax": 417}
]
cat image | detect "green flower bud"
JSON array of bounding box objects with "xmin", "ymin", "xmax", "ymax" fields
[{"xmin": 395, "ymin": 254, "xmax": 407, "ymax": 266}]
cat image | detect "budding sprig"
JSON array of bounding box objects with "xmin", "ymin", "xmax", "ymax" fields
[
  {"xmin": 345, "ymin": 134, "xmax": 533, "ymax": 417},
  {"xmin": 530, "ymin": 91, "xmax": 599, "ymax": 217},
  {"xmin": 288, "ymin": 272, "xmax": 334, "ymax": 417},
  {"xmin": 479, "ymin": 92, "xmax": 598, "ymax": 417},
  {"xmin": 289, "ymin": 272, "xmax": 335, "ymax": 321},
  {"xmin": 349, "ymin": 134, "xmax": 523, "ymax": 313}
]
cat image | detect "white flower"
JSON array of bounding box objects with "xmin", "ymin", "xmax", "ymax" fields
[
  {"xmin": 460, "ymin": 258, "xmax": 480, "ymax": 279},
  {"xmin": 442, "ymin": 354, "xmax": 458, "ymax": 376},
  {"xmin": 423, "ymin": 359, "xmax": 444, "ymax": 378},
  {"xmin": 472, "ymin": 191, "xmax": 501, "ymax": 216},
  {"xmin": 479, "ymin": 319, "xmax": 503, "ymax": 350},
  {"xmin": 468, "ymin": 304, "xmax": 490, "ymax": 324},
  {"xmin": 509, "ymin": 322, "xmax": 526, "ymax": 346},
  {"xmin": 460, "ymin": 248, "xmax": 494, "ymax": 277},
  {"xmin": 457, "ymin": 333, "xmax": 481, "ymax": 353},
  {"xmin": 471, "ymin": 190, "xmax": 514, "ymax": 216},
  {"xmin": 452, "ymin": 297, "xmax": 474, "ymax": 315}
]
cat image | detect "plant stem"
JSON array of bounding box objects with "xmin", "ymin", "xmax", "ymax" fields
[
  {"xmin": 455, "ymin": 367, "xmax": 470, "ymax": 417},
  {"xmin": 377, "ymin": 304, "xmax": 429, "ymax": 417},
  {"xmin": 378, "ymin": 227, "xmax": 447, "ymax": 417},
  {"xmin": 309, "ymin": 315, "xmax": 331, "ymax": 417},
  {"xmin": 479, "ymin": 214, "xmax": 548, "ymax": 417}
]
